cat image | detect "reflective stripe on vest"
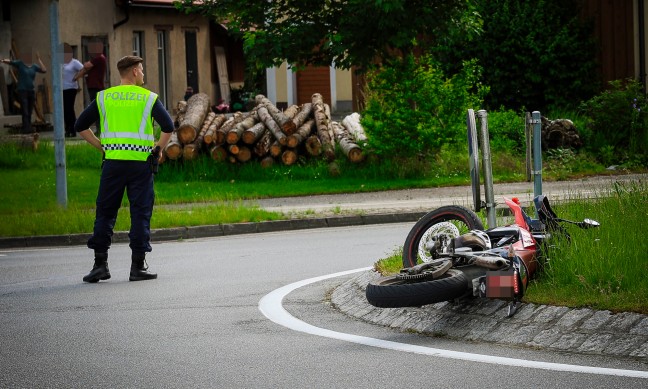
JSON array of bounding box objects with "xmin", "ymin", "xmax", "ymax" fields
[{"xmin": 97, "ymin": 86, "xmax": 157, "ymax": 161}]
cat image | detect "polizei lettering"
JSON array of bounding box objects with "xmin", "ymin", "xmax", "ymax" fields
[{"xmin": 104, "ymin": 91, "xmax": 146, "ymax": 101}]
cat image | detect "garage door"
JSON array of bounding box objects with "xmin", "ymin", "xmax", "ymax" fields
[{"xmin": 296, "ymin": 66, "xmax": 331, "ymax": 106}]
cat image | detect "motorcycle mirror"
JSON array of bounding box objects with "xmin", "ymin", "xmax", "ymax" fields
[{"xmin": 578, "ymin": 218, "xmax": 600, "ymax": 229}]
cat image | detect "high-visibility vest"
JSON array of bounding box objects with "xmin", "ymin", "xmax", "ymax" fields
[{"xmin": 97, "ymin": 85, "xmax": 157, "ymax": 161}]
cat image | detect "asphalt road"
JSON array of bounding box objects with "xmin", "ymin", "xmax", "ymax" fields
[{"xmin": 1, "ymin": 224, "xmax": 646, "ymax": 388}]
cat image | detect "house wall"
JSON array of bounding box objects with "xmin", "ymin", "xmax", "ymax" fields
[{"xmin": 121, "ymin": 6, "xmax": 213, "ymax": 110}]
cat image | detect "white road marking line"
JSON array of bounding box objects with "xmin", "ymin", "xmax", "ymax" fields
[{"xmin": 258, "ymin": 267, "xmax": 648, "ymax": 379}]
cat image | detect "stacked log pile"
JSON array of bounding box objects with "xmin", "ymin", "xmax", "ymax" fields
[
  {"xmin": 540, "ymin": 116, "xmax": 583, "ymax": 150},
  {"xmin": 164, "ymin": 92, "xmax": 366, "ymax": 167}
]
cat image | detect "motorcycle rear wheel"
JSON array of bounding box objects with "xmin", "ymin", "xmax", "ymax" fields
[
  {"xmin": 402, "ymin": 205, "xmax": 484, "ymax": 268},
  {"xmin": 365, "ymin": 269, "xmax": 469, "ymax": 308}
]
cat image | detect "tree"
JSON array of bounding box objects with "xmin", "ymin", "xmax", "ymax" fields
[
  {"xmin": 177, "ymin": 0, "xmax": 466, "ymax": 72},
  {"xmin": 434, "ymin": 0, "xmax": 599, "ymax": 112}
]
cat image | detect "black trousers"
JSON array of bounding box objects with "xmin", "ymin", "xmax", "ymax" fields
[
  {"xmin": 63, "ymin": 89, "xmax": 78, "ymax": 135},
  {"xmin": 17, "ymin": 90, "xmax": 35, "ymax": 133},
  {"xmin": 87, "ymin": 160, "xmax": 155, "ymax": 255}
]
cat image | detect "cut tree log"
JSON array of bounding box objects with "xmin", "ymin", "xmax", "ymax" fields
[
  {"xmin": 174, "ymin": 100, "xmax": 188, "ymax": 127},
  {"xmin": 183, "ymin": 112, "xmax": 215, "ymax": 160},
  {"xmin": 331, "ymin": 121, "xmax": 364, "ymax": 163},
  {"xmin": 209, "ymin": 144, "xmax": 228, "ymax": 161},
  {"xmin": 228, "ymin": 144, "xmax": 240, "ymax": 155},
  {"xmin": 255, "ymin": 94, "xmax": 296, "ymax": 134},
  {"xmin": 227, "ymin": 110, "xmax": 257, "ymax": 144},
  {"xmin": 305, "ymin": 135, "xmax": 321, "ymax": 156},
  {"xmin": 541, "ymin": 117, "xmax": 583, "ymax": 150},
  {"xmin": 291, "ymin": 103, "xmax": 313, "ymax": 130},
  {"xmin": 258, "ymin": 105, "xmax": 287, "ymax": 145},
  {"xmin": 280, "ymin": 104, "xmax": 301, "ymax": 138},
  {"xmin": 312, "ymin": 93, "xmax": 335, "ymax": 161},
  {"xmin": 242, "ymin": 121, "xmax": 266, "ymax": 145},
  {"xmin": 164, "ymin": 131, "xmax": 183, "ymax": 160},
  {"xmin": 236, "ymin": 145, "xmax": 252, "ymax": 162},
  {"xmin": 254, "ymin": 130, "xmax": 273, "ymax": 157},
  {"xmin": 177, "ymin": 93, "xmax": 210, "ymax": 144},
  {"xmin": 341, "ymin": 112, "xmax": 368, "ymax": 145},
  {"xmin": 281, "ymin": 149, "xmax": 298, "ymax": 165},
  {"xmin": 324, "ymin": 104, "xmax": 335, "ymax": 143},
  {"xmin": 286, "ymin": 119, "xmax": 314, "ymax": 148},
  {"xmin": 203, "ymin": 114, "xmax": 227, "ymax": 145},
  {"xmin": 259, "ymin": 156, "xmax": 275, "ymax": 168},
  {"xmin": 269, "ymin": 140, "xmax": 283, "ymax": 158}
]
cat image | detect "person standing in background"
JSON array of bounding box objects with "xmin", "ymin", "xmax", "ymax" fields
[
  {"xmin": 62, "ymin": 43, "xmax": 84, "ymax": 137},
  {"xmin": 75, "ymin": 41, "xmax": 106, "ymax": 135},
  {"xmin": 76, "ymin": 41, "xmax": 106, "ymax": 103},
  {"xmin": 1, "ymin": 51, "xmax": 47, "ymax": 134}
]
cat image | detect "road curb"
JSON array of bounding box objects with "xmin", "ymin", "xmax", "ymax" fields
[
  {"xmin": 0, "ymin": 211, "xmax": 427, "ymax": 249},
  {"xmin": 330, "ymin": 270, "xmax": 648, "ymax": 359}
]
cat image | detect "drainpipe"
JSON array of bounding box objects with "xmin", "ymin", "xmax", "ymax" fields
[{"xmin": 113, "ymin": 0, "xmax": 130, "ymax": 30}]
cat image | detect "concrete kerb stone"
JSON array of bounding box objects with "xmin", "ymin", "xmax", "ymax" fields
[
  {"xmin": 326, "ymin": 215, "xmax": 364, "ymax": 227},
  {"xmin": 329, "ymin": 269, "xmax": 648, "ymax": 359}
]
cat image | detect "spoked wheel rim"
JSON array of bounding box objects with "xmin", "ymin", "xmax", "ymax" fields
[{"xmin": 417, "ymin": 221, "xmax": 460, "ymax": 263}]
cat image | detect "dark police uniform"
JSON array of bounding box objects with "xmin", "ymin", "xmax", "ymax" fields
[{"xmin": 75, "ymin": 83, "xmax": 174, "ymax": 282}]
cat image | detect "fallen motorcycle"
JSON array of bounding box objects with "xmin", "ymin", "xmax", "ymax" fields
[{"xmin": 365, "ymin": 195, "xmax": 599, "ymax": 316}]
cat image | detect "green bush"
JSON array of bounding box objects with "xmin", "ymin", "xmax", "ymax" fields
[
  {"xmin": 485, "ymin": 109, "xmax": 525, "ymax": 152},
  {"xmin": 579, "ymin": 79, "xmax": 648, "ymax": 166},
  {"xmin": 361, "ymin": 54, "xmax": 488, "ymax": 160}
]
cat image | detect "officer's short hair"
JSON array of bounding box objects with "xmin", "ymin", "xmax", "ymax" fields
[{"xmin": 117, "ymin": 56, "xmax": 143, "ymax": 75}]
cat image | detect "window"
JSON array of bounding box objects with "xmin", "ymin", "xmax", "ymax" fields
[{"xmin": 132, "ymin": 31, "xmax": 144, "ymax": 57}]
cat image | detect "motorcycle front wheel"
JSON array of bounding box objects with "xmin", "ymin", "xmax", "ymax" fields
[
  {"xmin": 402, "ymin": 205, "xmax": 484, "ymax": 268},
  {"xmin": 365, "ymin": 269, "xmax": 469, "ymax": 308}
]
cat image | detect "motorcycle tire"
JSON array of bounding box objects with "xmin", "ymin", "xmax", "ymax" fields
[
  {"xmin": 365, "ymin": 269, "xmax": 470, "ymax": 308},
  {"xmin": 403, "ymin": 205, "xmax": 484, "ymax": 268}
]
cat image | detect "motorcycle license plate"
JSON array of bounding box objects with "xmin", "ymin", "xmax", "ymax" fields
[{"xmin": 485, "ymin": 270, "xmax": 516, "ymax": 299}]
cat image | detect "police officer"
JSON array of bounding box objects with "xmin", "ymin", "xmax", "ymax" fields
[{"xmin": 74, "ymin": 55, "xmax": 174, "ymax": 283}]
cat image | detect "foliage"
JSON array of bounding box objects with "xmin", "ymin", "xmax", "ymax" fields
[
  {"xmin": 579, "ymin": 78, "xmax": 648, "ymax": 167},
  {"xmin": 361, "ymin": 55, "xmax": 488, "ymax": 160},
  {"xmin": 434, "ymin": 0, "xmax": 599, "ymax": 112},
  {"xmin": 485, "ymin": 109, "xmax": 525, "ymax": 152},
  {"xmin": 176, "ymin": 0, "xmax": 465, "ymax": 72}
]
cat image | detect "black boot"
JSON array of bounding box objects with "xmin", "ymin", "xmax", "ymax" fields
[
  {"xmin": 129, "ymin": 253, "xmax": 157, "ymax": 281},
  {"xmin": 83, "ymin": 252, "xmax": 111, "ymax": 283}
]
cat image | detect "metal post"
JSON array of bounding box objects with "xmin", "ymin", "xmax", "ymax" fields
[
  {"xmin": 525, "ymin": 112, "xmax": 532, "ymax": 182},
  {"xmin": 476, "ymin": 110, "xmax": 496, "ymax": 229},
  {"xmin": 467, "ymin": 109, "xmax": 481, "ymax": 211},
  {"xmin": 50, "ymin": 0, "xmax": 67, "ymax": 208},
  {"xmin": 532, "ymin": 111, "xmax": 542, "ymax": 198}
]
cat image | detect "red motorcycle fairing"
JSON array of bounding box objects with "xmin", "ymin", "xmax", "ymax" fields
[{"xmin": 504, "ymin": 197, "xmax": 529, "ymax": 231}]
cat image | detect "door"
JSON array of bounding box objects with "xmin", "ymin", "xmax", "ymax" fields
[
  {"xmin": 296, "ymin": 66, "xmax": 330, "ymax": 105},
  {"xmin": 185, "ymin": 31, "xmax": 198, "ymax": 93}
]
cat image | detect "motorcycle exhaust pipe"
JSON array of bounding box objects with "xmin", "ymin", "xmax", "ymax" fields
[{"xmin": 474, "ymin": 255, "xmax": 507, "ymax": 270}]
